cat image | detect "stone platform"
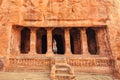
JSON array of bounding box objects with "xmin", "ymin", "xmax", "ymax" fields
[{"xmin": 0, "ymin": 72, "xmax": 114, "ymax": 80}]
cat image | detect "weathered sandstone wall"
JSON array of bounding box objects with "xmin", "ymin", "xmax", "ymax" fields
[{"xmin": 0, "ymin": 0, "xmax": 120, "ymax": 75}]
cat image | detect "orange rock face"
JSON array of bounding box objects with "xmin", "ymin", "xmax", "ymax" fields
[{"xmin": 0, "ymin": 0, "xmax": 120, "ymax": 79}]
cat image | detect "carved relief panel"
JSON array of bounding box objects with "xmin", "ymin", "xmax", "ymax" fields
[
  {"xmin": 46, "ymin": 0, "xmax": 90, "ymax": 20},
  {"xmin": 46, "ymin": 0, "xmax": 108, "ymax": 21},
  {"xmin": 20, "ymin": 0, "xmax": 108, "ymax": 23},
  {"xmin": 22, "ymin": 0, "xmax": 43, "ymax": 21}
]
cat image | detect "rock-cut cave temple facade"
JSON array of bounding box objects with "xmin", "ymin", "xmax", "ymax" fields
[{"xmin": 0, "ymin": 0, "xmax": 120, "ymax": 79}]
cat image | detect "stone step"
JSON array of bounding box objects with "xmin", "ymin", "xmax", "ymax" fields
[
  {"xmin": 56, "ymin": 68, "xmax": 69, "ymax": 71},
  {"xmin": 55, "ymin": 76, "xmax": 75, "ymax": 80},
  {"xmin": 55, "ymin": 74, "xmax": 76, "ymax": 80},
  {"xmin": 56, "ymin": 70, "xmax": 69, "ymax": 74},
  {"xmin": 55, "ymin": 74, "xmax": 75, "ymax": 77},
  {"xmin": 57, "ymin": 73, "xmax": 76, "ymax": 80},
  {"xmin": 50, "ymin": 58, "xmax": 76, "ymax": 80},
  {"xmin": 55, "ymin": 64, "xmax": 70, "ymax": 69},
  {"xmin": 55, "ymin": 68, "xmax": 70, "ymax": 74}
]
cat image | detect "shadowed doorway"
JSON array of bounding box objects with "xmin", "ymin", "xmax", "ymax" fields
[
  {"xmin": 52, "ymin": 28, "xmax": 65, "ymax": 54},
  {"xmin": 36, "ymin": 28, "xmax": 47, "ymax": 54},
  {"xmin": 86, "ymin": 28, "xmax": 98, "ymax": 55},
  {"xmin": 70, "ymin": 28, "xmax": 81, "ymax": 54},
  {"xmin": 20, "ymin": 27, "xmax": 30, "ymax": 54}
]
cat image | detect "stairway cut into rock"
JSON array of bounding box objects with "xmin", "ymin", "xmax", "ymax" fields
[{"xmin": 50, "ymin": 57, "xmax": 76, "ymax": 80}]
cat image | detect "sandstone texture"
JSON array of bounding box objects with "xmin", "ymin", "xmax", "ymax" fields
[
  {"xmin": 0, "ymin": 0, "xmax": 120, "ymax": 80},
  {"xmin": 0, "ymin": 72, "xmax": 113, "ymax": 80}
]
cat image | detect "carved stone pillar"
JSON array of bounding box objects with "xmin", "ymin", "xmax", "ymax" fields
[
  {"xmin": 46, "ymin": 28, "xmax": 54, "ymax": 56},
  {"xmin": 65, "ymin": 28, "xmax": 72, "ymax": 56},
  {"xmin": 29, "ymin": 28, "xmax": 37, "ymax": 54},
  {"xmin": 97, "ymin": 28, "xmax": 108, "ymax": 56},
  {"xmin": 12, "ymin": 27, "xmax": 23, "ymax": 55},
  {"xmin": 81, "ymin": 28, "xmax": 89, "ymax": 55},
  {"xmin": 18, "ymin": 27, "xmax": 23, "ymax": 54}
]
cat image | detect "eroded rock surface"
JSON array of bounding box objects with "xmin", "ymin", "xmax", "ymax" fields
[{"xmin": 0, "ymin": 0, "xmax": 120, "ymax": 79}]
